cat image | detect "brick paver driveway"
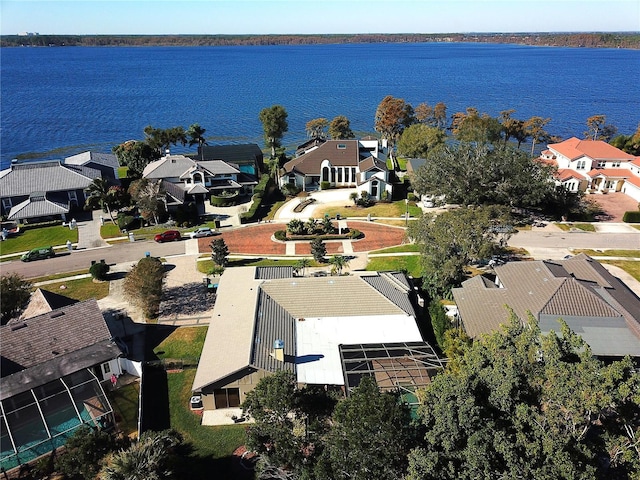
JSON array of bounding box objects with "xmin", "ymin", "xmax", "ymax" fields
[
  {"xmin": 588, "ymin": 192, "xmax": 639, "ymax": 222},
  {"xmin": 195, "ymin": 221, "xmax": 408, "ymax": 255}
]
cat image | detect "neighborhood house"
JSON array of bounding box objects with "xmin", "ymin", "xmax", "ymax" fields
[
  {"xmin": 279, "ymin": 138, "xmax": 393, "ymax": 199},
  {"xmin": 191, "ymin": 266, "xmax": 445, "ymax": 425},
  {"xmin": 452, "ymin": 254, "xmax": 640, "ymax": 359},
  {"xmin": 540, "ymin": 137, "xmax": 640, "ymax": 201}
]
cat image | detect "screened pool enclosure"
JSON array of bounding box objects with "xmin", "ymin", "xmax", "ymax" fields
[{"xmin": 0, "ymin": 368, "xmax": 114, "ymax": 471}]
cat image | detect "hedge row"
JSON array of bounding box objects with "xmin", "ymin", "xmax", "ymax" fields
[
  {"xmin": 274, "ymin": 229, "xmax": 361, "ymax": 241},
  {"xmin": 240, "ymin": 174, "xmax": 271, "ymax": 223},
  {"xmin": 622, "ymin": 211, "xmax": 640, "ymax": 223}
]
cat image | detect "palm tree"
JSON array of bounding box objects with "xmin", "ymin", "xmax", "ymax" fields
[
  {"xmin": 187, "ymin": 123, "xmax": 208, "ymax": 160},
  {"xmin": 295, "ymin": 257, "xmax": 311, "ymax": 277},
  {"xmin": 85, "ymin": 178, "xmax": 117, "ymax": 224},
  {"xmin": 329, "ymin": 254, "xmax": 350, "ymax": 276}
]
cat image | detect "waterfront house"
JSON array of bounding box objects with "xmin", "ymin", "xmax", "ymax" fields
[
  {"xmin": 0, "ymin": 160, "xmax": 103, "ymax": 223},
  {"xmin": 279, "ymin": 138, "xmax": 393, "ymax": 199},
  {"xmin": 540, "ymin": 137, "xmax": 640, "ymax": 201},
  {"xmin": 64, "ymin": 151, "xmax": 120, "ymax": 181},
  {"xmin": 142, "ymin": 154, "xmax": 258, "ymax": 213},
  {"xmin": 0, "ymin": 299, "xmax": 129, "ymax": 471},
  {"xmin": 198, "ymin": 143, "xmax": 264, "ymax": 177},
  {"xmin": 191, "ymin": 266, "xmax": 444, "ymax": 425},
  {"xmin": 452, "ymin": 254, "xmax": 640, "ymax": 359}
]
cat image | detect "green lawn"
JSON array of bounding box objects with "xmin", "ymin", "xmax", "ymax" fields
[
  {"xmin": 101, "ymin": 221, "xmax": 221, "ymax": 240},
  {"xmin": 0, "ymin": 224, "xmax": 78, "ymax": 256},
  {"xmin": 366, "ymin": 255, "xmax": 422, "ymax": 278},
  {"xmin": 369, "ymin": 244, "xmax": 421, "ymax": 254},
  {"xmin": 39, "ymin": 277, "xmax": 110, "ymax": 301},
  {"xmin": 321, "ymin": 200, "xmax": 422, "ymax": 219},
  {"xmin": 601, "ymin": 260, "xmax": 640, "ymax": 282},
  {"xmin": 572, "ymin": 249, "xmax": 640, "ymax": 258},
  {"xmin": 554, "ymin": 223, "xmax": 596, "ymax": 232},
  {"xmin": 108, "ymin": 382, "xmax": 140, "ymax": 437},
  {"xmin": 155, "ymin": 326, "xmax": 208, "ymax": 360}
]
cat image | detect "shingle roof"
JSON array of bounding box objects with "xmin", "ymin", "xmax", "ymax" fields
[
  {"xmin": 453, "ymin": 254, "xmax": 640, "ymax": 357},
  {"xmin": 358, "ymin": 156, "xmax": 388, "ymax": 172},
  {"xmin": 0, "ymin": 299, "xmax": 122, "ymax": 399},
  {"xmin": 283, "ymin": 140, "xmax": 360, "ymax": 175},
  {"xmin": 0, "ymin": 161, "xmax": 99, "ymax": 197}
]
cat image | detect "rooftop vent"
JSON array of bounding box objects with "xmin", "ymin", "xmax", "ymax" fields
[{"xmin": 10, "ymin": 322, "xmax": 27, "ymax": 331}]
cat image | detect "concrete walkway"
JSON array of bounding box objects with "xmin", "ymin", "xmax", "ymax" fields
[{"xmin": 76, "ymin": 210, "xmax": 110, "ymax": 249}]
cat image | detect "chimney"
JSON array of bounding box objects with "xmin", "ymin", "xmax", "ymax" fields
[{"xmin": 272, "ymin": 339, "xmax": 284, "ymax": 362}]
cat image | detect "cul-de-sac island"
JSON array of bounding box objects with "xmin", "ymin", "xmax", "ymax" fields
[{"xmin": 1, "ymin": 100, "xmax": 640, "ymax": 479}]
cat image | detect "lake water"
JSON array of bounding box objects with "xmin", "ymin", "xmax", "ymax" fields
[{"xmin": 1, "ymin": 42, "xmax": 638, "ymax": 169}]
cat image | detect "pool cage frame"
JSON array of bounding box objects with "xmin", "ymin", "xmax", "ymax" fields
[
  {"xmin": 0, "ymin": 368, "xmax": 114, "ymax": 472},
  {"xmin": 339, "ymin": 341, "xmax": 447, "ymax": 406}
]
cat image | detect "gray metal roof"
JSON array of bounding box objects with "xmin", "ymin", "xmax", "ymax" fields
[
  {"xmin": 1, "ymin": 299, "xmax": 122, "ymax": 399},
  {"xmin": 199, "ymin": 143, "xmax": 264, "ymax": 166},
  {"xmin": 251, "ymin": 290, "xmax": 296, "ymax": 372},
  {"xmin": 361, "ymin": 272, "xmax": 417, "ymax": 316},
  {"xmin": 255, "ymin": 266, "xmax": 295, "ymax": 279},
  {"xmin": 143, "ymin": 155, "xmax": 196, "ymax": 178},
  {"xmin": 0, "ymin": 161, "xmax": 98, "ymax": 197}
]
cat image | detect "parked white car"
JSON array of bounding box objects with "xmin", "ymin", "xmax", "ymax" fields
[{"xmin": 187, "ymin": 227, "xmax": 218, "ymax": 238}]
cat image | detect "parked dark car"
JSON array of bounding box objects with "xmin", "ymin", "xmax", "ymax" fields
[
  {"xmin": 21, "ymin": 246, "xmax": 55, "ymax": 262},
  {"xmin": 154, "ymin": 230, "xmax": 181, "ymax": 242}
]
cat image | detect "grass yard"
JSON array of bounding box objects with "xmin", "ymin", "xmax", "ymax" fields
[
  {"xmin": 321, "ymin": 200, "xmax": 422, "ymax": 220},
  {"xmin": 572, "ymin": 249, "xmax": 640, "ymax": 258},
  {"xmin": 601, "ymin": 260, "xmax": 640, "ymax": 282},
  {"xmin": 109, "ymin": 382, "xmax": 140, "ymax": 437},
  {"xmin": 197, "ymin": 257, "xmax": 320, "ymax": 274},
  {"xmin": 168, "ymin": 369, "xmax": 247, "ymax": 476},
  {"xmin": 366, "ymin": 254, "xmax": 422, "ymax": 278},
  {"xmin": 0, "ymin": 224, "xmax": 78, "ymax": 256},
  {"xmin": 555, "ymin": 223, "xmax": 596, "ymax": 232},
  {"xmin": 369, "ymin": 244, "xmax": 421, "ymax": 254},
  {"xmin": 154, "ymin": 326, "xmax": 208, "ymax": 361},
  {"xmin": 39, "ymin": 277, "xmax": 110, "ymax": 301}
]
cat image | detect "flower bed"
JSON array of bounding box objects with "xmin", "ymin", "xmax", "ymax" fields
[{"xmin": 274, "ymin": 229, "xmax": 362, "ymax": 241}]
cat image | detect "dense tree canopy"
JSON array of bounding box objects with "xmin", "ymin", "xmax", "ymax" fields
[
  {"xmin": 305, "ymin": 118, "xmax": 329, "ymax": 139},
  {"xmin": 210, "ymin": 238, "xmax": 229, "ymax": 267},
  {"xmin": 407, "ymin": 205, "xmax": 511, "ymax": 297},
  {"xmin": 450, "ymin": 107, "xmax": 503, "ymax": 144},
  {"xmin": 0, "ymin": 273, "xmax": 32, "ymax": 325},
  {"xmin": 112, "ymin": 140, "xmax": 160, "ymax": 178},
  {"xmin": 585, "ymin": 114, "xmax": 618, "ymax": 142},
  {"xmin": 374, "ymin": 95, "xmax": 415, "ymax": 168},
  {"xmin": 414, "ymin": 101, "xmax": 447, "ymax": 129},
  {"xmin": 260, "ymin": 105, "xmax": 289, "ymax": 157},
  {"xmin": 143, "ymin": 125, "xmax": 187, "ymax": 156},
  {"xmin": 84, "ymin": 178, "xmax": 129, "ymax": 223},
  {"xmin": 123, "ymin": 256, "xmax": 165, "ymax": 318},
  {"xmin": 407, "ymin": 316, "xmax": 640, "ymax": 480},
  {"xmin": 328, "ymin": 115, "xmax": 355, "ymax": 140},
  {"xmin": 411, "ymin": 142, "xmax": 556, "ymax": 209},
  {"xmin": 611, "ymin": 123, "xmax": 640, "ymax": 156},
  {"xmin": 524, "ymin": 116, "xmax": 551, "ymax": 155},
  {"xmin": 397, "ymin": 123, "xmax": 446, "ymax": 158},
  {"xmin": 128, "ymin": 178, "xmax": 166, "ymax": 225}
]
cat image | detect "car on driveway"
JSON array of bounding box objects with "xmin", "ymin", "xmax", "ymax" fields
[
  {"xmin": 187, "ymin": 227, "xmax": 218, "ymax": 239},
  {"xmin": 154, "ymin": 230, "xmax": 181, "ymax": 242}
]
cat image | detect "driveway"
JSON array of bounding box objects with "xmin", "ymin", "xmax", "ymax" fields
[
  {"xmin": 275, "ymin": 188, "xmax": 357, "ymax": 220},
  {"xmin": 588, "ymin": 192, "xmax": 638, "ymax": 222}
]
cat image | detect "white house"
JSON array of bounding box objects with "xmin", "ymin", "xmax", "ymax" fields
[
  {"xmin": 540, "ymin": 137, "xmax": 640, "ymax": 201},
  {"xmin": 280, "ymin": 138, "xmax": 393, "ymax": 199}
]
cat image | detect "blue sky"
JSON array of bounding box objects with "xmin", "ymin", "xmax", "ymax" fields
[{"xmin": 2, "ymin": 0, "xmax": 639, "ymax": 35}]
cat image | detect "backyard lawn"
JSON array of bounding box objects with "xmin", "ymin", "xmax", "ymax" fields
[
  {"xmin": 366, "ymin": 254, "xmax": 422, "ymax": 278},
  {"xmin": 39, "ymin": 277, "xmax": 110, "ymax": 301}
]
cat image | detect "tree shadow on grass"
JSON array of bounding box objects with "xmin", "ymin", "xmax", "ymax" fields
[{"xmin": 159, "ymin": 282, "xmax": 215, "ymax": 318}]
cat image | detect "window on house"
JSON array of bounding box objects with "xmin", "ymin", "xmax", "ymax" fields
[
  {"xmin": 576, "ymin": 161, "xmax": 585, "ymax": 170},
  {"xmin": 337, "ymin": 168, "xmax": 343, "ymax": 183},
  {"xmin": 612, "ymin": 161, "xmax": 621, "ymax": 167},
  {"xmin": 330, "ymin": 168, "xmax": 336, "ymax": 183},
  {"xmin": 597, "ymin": 161, "xmax": 606, "ymax": 168},
  {"xmin": 2, "ymin": 198, "xmax": 12, "ymax": 211},
  {"xmin": 101, "ymin": 363, "xmax": 111, "ymax": 376},
  {"xmin": 322, "ymin": 166, "xmax": 329, "ymax": 182},
  {"xmin": 213, "ymin": 388, "xmax": 240, "ymax": 408},
  {"xmin": 68, "ymin": 191, "xmax": 78, "ymax": 202},
  {"xmin": 337, "ymin": 144, "xmax": 346, "ymax": 149},
  {"xmin": 351, "ymin": 168, "xmax": 356, "ymax": 183}
]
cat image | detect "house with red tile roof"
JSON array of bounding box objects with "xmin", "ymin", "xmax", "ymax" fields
[
  {"xmin": 540, "ymin": 137, "xmax": 640, "ymax": 201},
  {"xmin": 279, "ymin": 138, "xmax": 393, "ymax": 199}
]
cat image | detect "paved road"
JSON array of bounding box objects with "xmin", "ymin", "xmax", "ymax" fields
[
  {"xmin": 0, "ymin": 239, "xmax": 187, "ymax": 279},
  {"xmin": 508, "ymin": 230, "xmax": 639, "ymax": 260}
]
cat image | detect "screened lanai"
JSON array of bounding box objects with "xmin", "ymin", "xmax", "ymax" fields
[
  {"xmin": 0, "ymin": 369, "xmax": 113, "ymax": 471},
  {"xmin": 339, "ymin": 341, "xmax": 447, "ymax": 409}
]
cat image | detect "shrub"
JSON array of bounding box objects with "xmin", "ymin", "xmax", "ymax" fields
[
  {"xmin": 622, "ymin": 211, "xmax": 640, "ymax": 223},
  {"xmin": 429, "ymin": 299, "xmax": 452, "ymax": 350},
  {"xmin": 407, "ymin": 192, "xmax": 417, "ymax": 201},
  {"xmin": 348, "ymin": 228, "xmax": 361, "ymax": 239},
  {"xmin": 117, "ymin": 213, "xmax": 136, "ymax": 231},
  {"xmin": 210, "ymin": 192, "xmax": 239, "ymax": 207},
  {"xmin": 89, "ymin": 261, "xmax": 110, "ymax": 281},
  {"xmin": 274, "ymin": 230, "xmax": 287, "ymax": 241},
  {"xmin": 320, "ymin": 181, "xmax": 331, "ymax": 190},
  {"xmin": 281, "ymin": 183, "xmax": 301, "ymax": 197},
  {"xmin": 241, "ymin": 174, "xmax": 271, "ymax": 223}
]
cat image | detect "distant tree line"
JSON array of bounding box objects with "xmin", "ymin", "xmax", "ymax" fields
[{"xmin": 2, "ymin": 32, "xmax": 639, "ymax": 49}]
